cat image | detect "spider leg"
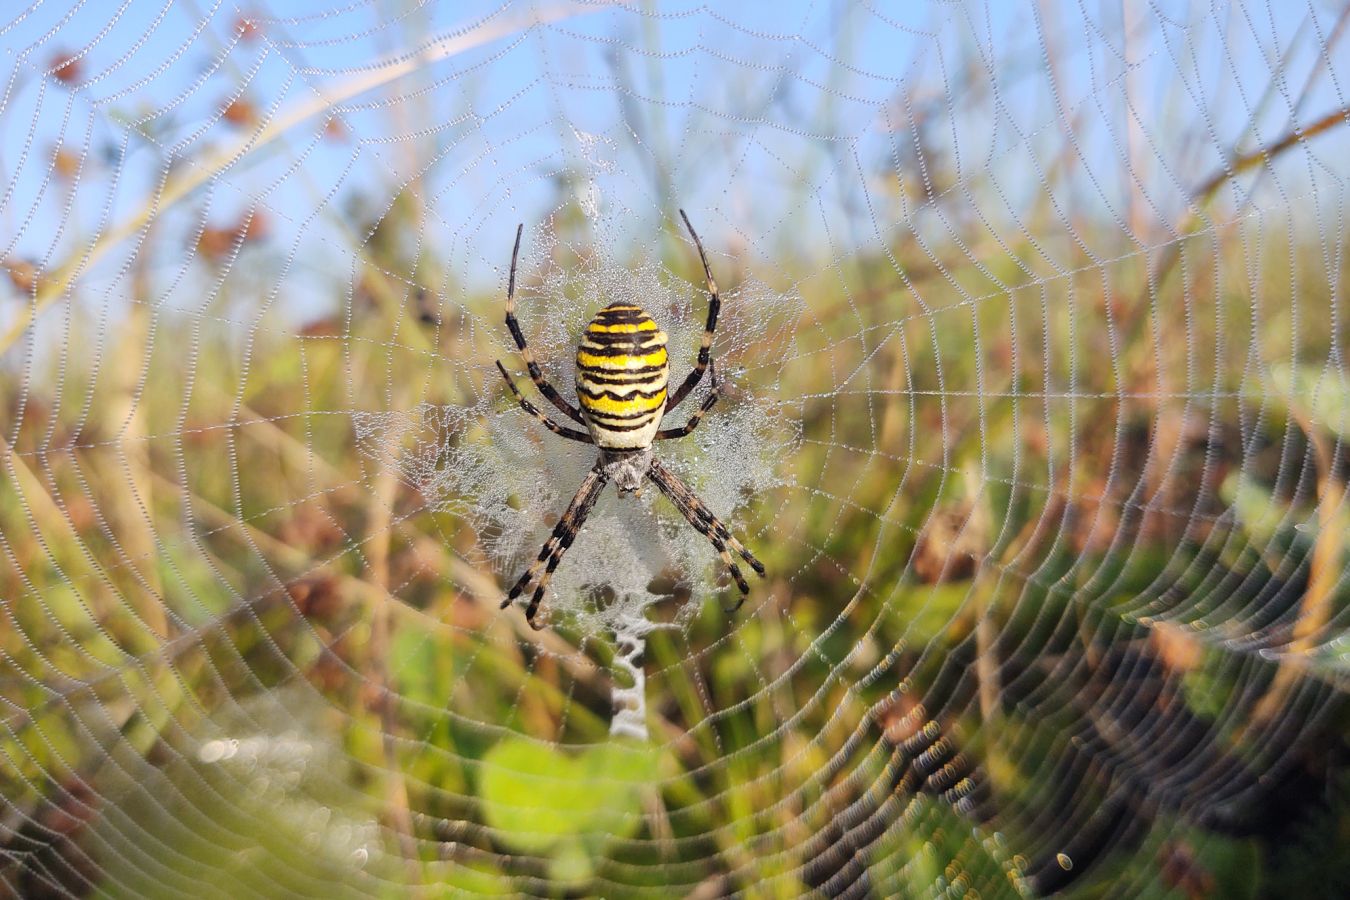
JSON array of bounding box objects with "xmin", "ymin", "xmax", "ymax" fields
[
  {"xmin": 657, "ymin": 360, "xmax": 720, "ymax": 440},
  {"xmin": 495, "ymin": 361, "xmax": 594, "ymax": 444},
  {"xmin": 502, "ymin": 466, "xmax": 609, "ymax": 629},
  {"xmin": 649, "ymin": 458, "xmax": 764, "ymax": 574},
  {"xmin": 666, "ymin": 210, "xmax": 721, "ymax": 413},
  {"xmin": 504, "ymin": 223, "xmax": 587, "ymax": 425},
  {"xmin": 646, "ymin": 457, "xmax": 765, "ymax": 605}
]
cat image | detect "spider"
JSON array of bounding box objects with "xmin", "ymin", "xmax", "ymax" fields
[{"xmin": 493, "ymin": 210, "xmax": 766, "ymax": 629}]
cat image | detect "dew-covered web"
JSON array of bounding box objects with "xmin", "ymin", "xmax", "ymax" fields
[
  {"xmin": 354, "ymin": 207, "xmax": 801, "ymax": 642},
  {"xmin": 2, "ymin": 1, "xmax": 1350, "ymax": 897}
]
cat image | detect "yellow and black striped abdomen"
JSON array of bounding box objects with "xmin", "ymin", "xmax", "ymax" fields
[{"xmin": 575, "ymin": 303, "xmax": 669, "ymax": 449}]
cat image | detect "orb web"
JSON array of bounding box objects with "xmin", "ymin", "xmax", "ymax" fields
[
  {"xmin": 352, "ymin": 213, "xmax": 801, "ymax": 639},
  {"xmin": 1, "ymin": 1, "xmax": 1349, "ymax": 897}
]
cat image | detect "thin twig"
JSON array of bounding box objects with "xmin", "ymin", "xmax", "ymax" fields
[
  {"xmin": 0, "ymin": 2, "xmax": 604, "ymax": 356},
  {"xmin": 1252, "ymin": 404, "xmax": 1344, "ymax": 725}
]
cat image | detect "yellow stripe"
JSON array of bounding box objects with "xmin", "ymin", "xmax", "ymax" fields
[
  {"xmin": 579, "ymin": 335, "xmax": 666, "ymax": 353},
  {"xmin": 578, "ymin": 367, "xmax": 665, "ymax": 384},
  {"xmin": 582, "ymin": 389, "xmax": 666, "ymax": 416},
  {"xmin": 577, "ymin": 340, "xmax": 666, "ymax": 356},
  {"xmin": 576, "ymin": 348, "xmax": 668, "ymax": 370},
  {"xmin": 587, "ymin": 321, "xmax": 658, "ymax": 333},
  {"xmin": 577, "ymin": 377, "xmax": 665, "ymax": 395}
]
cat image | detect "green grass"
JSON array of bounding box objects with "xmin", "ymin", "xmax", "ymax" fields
[{"xmin": 3, "ymin": 28, "xmax": 1350, "ymax": 894}]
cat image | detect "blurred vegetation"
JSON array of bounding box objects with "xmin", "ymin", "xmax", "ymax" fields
[{"xmin": 2, "ymin": 7, "xmax": 1350, "ymax": 899}]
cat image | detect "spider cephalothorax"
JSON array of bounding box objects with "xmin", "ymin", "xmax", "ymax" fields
[{"xmin": 493, "ymin": 211, "xmax": 765, "ymax": 629}]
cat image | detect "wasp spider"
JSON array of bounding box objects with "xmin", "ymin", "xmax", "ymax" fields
[{"xmin": 494, "ymin": 211, "xmax": 766, "ymax": 629}]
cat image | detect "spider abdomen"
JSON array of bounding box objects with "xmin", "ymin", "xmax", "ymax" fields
[{"xmin": 575, "ymin": 303, "xmax": 669, "ymax": 449}]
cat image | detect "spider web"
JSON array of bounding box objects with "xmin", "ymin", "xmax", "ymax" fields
[
  {"xmin": 352, "ymin": 208, "xmax": 802, "ymax": 641},
  {"xmin": 2, "ymin": 1, "xmax": 1349, "ymax": 896}
]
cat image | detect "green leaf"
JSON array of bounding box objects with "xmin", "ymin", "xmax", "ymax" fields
[
  {"xmin": 479, "ymin": 738, "xmax": 659, "ymax": 854},
  {"xmin": 1268, "ymin": 363, "xmax": 1350, "ymax": 439},
  {"xmin": 389, "ymin": 625, "xmax": 440, "ymax": 707},
  {"xmin": 897, "ymin": 580, "xmax": 975, "ymax": 645},
  {"xmin": 1222, "ymin": 472, "xmax": 1290, "ymax": 548}
]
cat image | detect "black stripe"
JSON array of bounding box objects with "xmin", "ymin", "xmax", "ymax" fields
[
  {"xmin": 576, "ymin": 384, "xmax": 666, "ymax": 401},
  {"xmin": 579, "ymin": 380, "xmax": 666, "ymax": 396},
  {"xmin": 584, "ymin": 405, "xmax": 661, "ymax": 422},
  {"xmin": 582, "ymin": 401, "xmax": 664, "ymax": 419},
  {"xmin": 581, "ymin": 329, "xmax": 660, "ymax": 346},
  {"xmin": 586, "ymin": 407, "xmax": 660, "ymax": 424},
  {"xmin": 581, "ymin": 379, "xmax": 666, "ymax": 391},
  {"xmin": 577, "ymin": 364, "xmax": 667, "ymax": 381},
  {"xmin": 577, "ymin": 343, "xmax": 668, "ymax": 358},
  {"xmin": 578, "ymin": 342, "xmax": 666, "ymax": 359},
  {"xmin": 577, "ymin": 365, "xmax": 664, "ymax": 382},
  {"xmin": 506, "ymin": 317, "xmax": 528, "ymax": 349},
  {"xmin": 589, "ymin": 417, "xmax": 659, "ymax": 432},
  {"xmin": 594, "ymin": 309, "xmax": 650, "ymax": 324},
  {"xmin": 579, "ymin": 340, "xmax": 654, "ymax": 355},
  {"xmin": 580, "ymin": 381, "xmax": 666, "ymax": 395}
]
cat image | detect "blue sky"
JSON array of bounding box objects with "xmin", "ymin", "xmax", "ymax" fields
[{"xmin": 0, "ymin": 0, "xmax": 1346, "ymax": 333}]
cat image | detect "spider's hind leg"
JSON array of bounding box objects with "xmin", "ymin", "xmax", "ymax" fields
[
  {"xmin": 646, "ymin": 457, "xmax": 765, "ymax": 607},
  {"xmin": 502, "ymin": 466, "xmax": 609, "ymax": 629}
]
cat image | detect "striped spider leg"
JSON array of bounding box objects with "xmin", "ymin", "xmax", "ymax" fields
[
  {"xmin": 502, "ymin": 223, "xmax": 588, "ymax": 425},
  {"xmin": 494, "ymin": 361, "xmax": 593, "ymax": 444},
  {"xmin": 657, "ymin": 359, "xmax": 720, "ymax": 440},
  {"xmin": 500, "ymin": 464, "xmax": 609, "ymax": 630},
  {"xmin": 646, "ymin": 456, "xmax": 765, "ymax": 611},
  {"xmin": 492, "ymin": 359, "xmax": 596, "ymax": 629},
  {"xmin": 665, "ymin": 209, "xmax": 721, "ymax": 412},
  {"xmin": 494, "ymin": 213, "xmax": 765, "ymax": 629}
]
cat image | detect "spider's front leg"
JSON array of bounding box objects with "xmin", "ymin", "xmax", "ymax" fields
[
  {"xmin": 666, "ymin": 210, "xmax": 722, "ymax": 413},
  {"xmin": 502, "ymin": 223, "xmax": 588, "ymax": 425},
  {"xmin": 502, "ymin": 465, "xmax": 609, "ymax": 629},
  {"xmin": 495, "ymin": 361, "xmax": 594, "ymax": 444},
  {"xmin": 657, "ymin": 361, "xmax": 720, "ymax": 440}
]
